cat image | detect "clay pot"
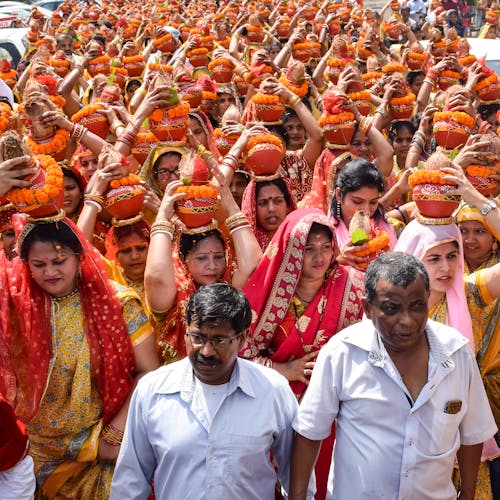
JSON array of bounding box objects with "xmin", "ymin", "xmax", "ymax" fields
[
  {"xmin": 277, "ymin": 24, "xmax": 291, "ymax": 39},
  {"xmin": 246, "ymin": 30, "xmax": 265, "ymax": 43},
  {"xmin": 189, "ymin": 54, "xmax": 209, "ymax": 68},
  {"xmin": 149, "ymin": 113, "xmax": 189, "ymax": 142},
  {"xmin": 465, "ymin": 169, "xmax": 499, "ymax": 197},
  {"xmin": 292, "ymin": 47, "xmax": 312, "ymax": 63},
  {"xmin": 322, "ymin": 121, "xmax": 356, "ymax": 146},
  {"xmin": 254, "ymin": 102, "xmax": 285, "ymax": 123},
  {"xmin": 407, "ymin": 53, "xmax": 426, "ymax": 71},
  {"xmin": 477, "ymin": 80, "xmax": 500, "ymax": 102},
  {"xmin": 413, "ymin": 183, "xmax": 461, "ymax": 218},
  {"xmin": 154, "ymin": 35, "xmax": 174, "ymax": 53},
  {"xmin": 245, "ymin": 143, "xmax": 284, "ymax": 176},
  {"xmin": 105, "ymin": 184, "xmax": 144, "ymax": 220},
  {"xmin": 0, "ymin": 203, "xmax": 15, "ymax": 233},
  {"xmin": 179, "ymin": 88, "xmax": 203, "ymax": 110},
  {"xmin": 433, "ymin": 125, "xmax": 469, "ymax": 150},
  {"xmin": 215, "ymin": 134, "xmax": 239, "ymax": 156},
  {"xmin": 27, "ymin": 188, "xmax": 65, "ymax": 218},
  {"xmin": 485, "ymin": 10, "xmax": 498, "ymax": 24},
  {"xmin": 87, "ymin": 58, "xmax": 111, "ymax": 77},
  {"xmin": 75, "ymin": 109, "xmax": 110, "ymax": 138},
  {"xmin": 123, "ymin": 60, "xmax": 145, "ymax": 78},
  {"xmin": 438, "ymin": 72, "xmax": 461, "ymax": 91},
  {"xmin": 389, "ymin": 103, "xmax": 414, "ymax": 121},
  {"xmin": 210, "ymin": 64, "xmax": 233, "ymax": 84},
  {"xmin": 385, "ymin": 26, "xmax": 401, "ymax": 41},
  {"xmin": 353, "ymin": 99, "xmax": 370, "ymax": 117},
  {"xmin": 132, "ymin": 132, "xmax": 157, "ymax": 165},
  {"xmin": 329, "ymin": 20, "xmax": 341, "ymax": 36},
  {"xmin": 175, "ymin": 197, "xmax": 219, "ymax": 228}
]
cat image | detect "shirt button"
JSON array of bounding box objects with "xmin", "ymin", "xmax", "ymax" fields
[{"xmin": 408, "ymin": 440, "xmax": 414, "ymax": 446}]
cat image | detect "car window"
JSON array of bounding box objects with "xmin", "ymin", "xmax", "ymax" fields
[{"xmin": 0, "ymin": 42, "xmax": 21, "ymax": 68}]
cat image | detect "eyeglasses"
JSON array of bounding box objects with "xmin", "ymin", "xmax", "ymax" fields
[
  {"xmin": 185, "ymin": 332, "xmax": 241, "ymax": 348},
  {"xmin": 156, "ymin": 168, "xmax": 178, "ymax": 178}
]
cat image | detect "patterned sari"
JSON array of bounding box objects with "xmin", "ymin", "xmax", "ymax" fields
[
  {"xmin": 5, "ymin": 217, "xmax": 150, "ymax": 498},
  {"xmin": 240, "ymin": 208, "xmax": 364, "ymax": 500}
]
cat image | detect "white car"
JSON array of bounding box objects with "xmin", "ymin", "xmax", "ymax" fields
[
  {"xmin": 0, "ymin": 28, "xmax": 29, "ymax": 68},
  {"xmin": 33, "ymin": 0, "xmax": 64, "ymax": 11},
  {"xmin": 0, "ymin": 2, "xmax": 52, "ymax": 26}
]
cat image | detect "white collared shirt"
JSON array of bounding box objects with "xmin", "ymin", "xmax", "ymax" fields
[
  {"xmin": 294, "ymin": 319, "xmax": 496, "ymax": 500},
  {"xmin": 110, "ymin": 357, "xmax": 298, "ymax": 500}
]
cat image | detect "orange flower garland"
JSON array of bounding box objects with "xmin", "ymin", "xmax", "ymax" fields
[
  {"xmin": 174, "ymin": 184, "xmax": 219, "ymax": 199},
  {"xmin": 7, "ymin": 155, "xmax": 63, "ymax": 209},
  {"xmin": 207, "ymin": 58, "xmax": 233, "ymax": 71},
  {"xmin": 408, "ymin": 51, "xmax": 427, "ymax": 61},
  {"xmin": 279, "ymin": 73, "xmax": 308, "ymax": 98},
  {"xmin": 433, "ymin": 110, "xmax": 475, "ymax": 129},
  {"xmin": 27, "ymin": 128, "xmax": 68, "ymax": 156},
  {"xmin": 318, "ymin": 112, "xmax": 355, "ymax": 126},
  {"xmin": 71, "ymin": 103, "xmax": 105, "ymax": 123},
  {"xmin": 122, "ymin": 55, "xmax": 145, "ymax": 64},
  {"xmin": 458, "ymin": 55, "xmax": 476, "ymax": 67},
  {"xmin": 110, "ymin": 173, "xmax": 141, "ymax": 189},
  {"xmin": 352, "ymin": 230, "xmax": 390, "ymax": 257},
  {"xmin": 408, "ymin": 169, "xmax": 457, "ymax": 187},
  {"xmin": 246, "ymin": 133, "xmax": 285, "ymax": 154},
  {"xmin": 389, "ymin": 93, "xmax": 416, "ymax": 106},
  {"xmin": 202, "ymin": 91, "xmax": 217, "ymax": 101},
  {"xmin": 251, "ymin": 93, "xmax": 281, "ymax": 105},
  {"xmin": 149, "ymin": 101, "xmax": 191, "ymax": 122},
  {"xmin": 88, "ymin": 54, "xmax": 111, "ymax": 66},
  {"xmin": 0, "ymin": 70, "xmax": 16, "ymax": 81},
  {"xmin": 382, "ymin": 63, "xmax": 405, "ymax": 74},
  {"xmin": 0, "ymin": 102, "xmax": 12, "ymax": 134},
  {"xmin": 440, "ymin": 69, "xmax": 461, "ymax": 79},
  {"xmin": 347, "ymin": 90, "xmax": 370, "ymax": 101},
  {"xmin": 474, "ymin": 73, "xmax": 499, "ymax": 92},
  {"xmin": 187, "ymin": 47, "xmax": 209, "ymax": 57},
  {"xmin": 50, "ymin": 94, "xmax": 66, "ymax": 108},
  {"xmin": 327, "ymin": 58, "xmax": 347, "ymax": 68},
  {"xmin": 153, "ymin": 32, "xmax": 173, "ymax": 48},
  {"xmin": 465, "ymin": 165, "xmax": 497, "ymax": 177}
]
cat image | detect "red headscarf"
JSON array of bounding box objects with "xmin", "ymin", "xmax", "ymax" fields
[{"xmin": 7, "ymin": 215, "xmax": 136, "ymax": 423}]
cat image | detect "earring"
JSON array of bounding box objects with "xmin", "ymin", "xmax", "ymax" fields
[{"xmin": 336, "ymin": 200, "xmax": 341, "ymax": 218}]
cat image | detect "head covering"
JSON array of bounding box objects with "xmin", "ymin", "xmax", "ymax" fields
[
  {"xmin": 456, "ymin": 203, "xmax": 500, "ymax": 241},
  {"xmin": 241, "ymin": 176, "xmax": 297, "ymax": 250},
  {"xmin": 139, "ymin": 143, "xmax": 187, "ymax": 198},
  {"xmin": 7, "ymin": 215, "xmax": 136, "ymax": 423},
  {"xmin": 188, "ymin": 110, "xmax": 221, "ymax": 158},
  {"xmin": 240, "ymin": 208, "xmax": 363, "ymax": 396},
  {"xmin": 394, "ymin": 219, "xmax": 474, "ymax": 343},
  {"xmin": 0, "ymin": 395, "xmax": 28, "ymax": 471},
  {"xmin": 104, "ymin": 219, "xmax": 151, "ymax": 262}
]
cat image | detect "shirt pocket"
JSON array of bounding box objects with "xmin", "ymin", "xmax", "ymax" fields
[
  {"xmin": 424, "ymin": 411, "xmax": 462, "ymax": 456},
  {"xmin": 226, "ymin": 433, "xmax": 273, "ymax": 477}
]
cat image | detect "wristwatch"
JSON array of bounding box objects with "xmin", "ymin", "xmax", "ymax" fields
[{"xmin": 480, "ymin": 199, "xmax": 497, "ymax": 216}]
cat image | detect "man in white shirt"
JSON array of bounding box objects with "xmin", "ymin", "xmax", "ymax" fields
[
  {"xmin": 290, "ymin": 253, "xmax": 496, "ymax": 500},
  {"xmin": 110, "ymin": 283, "xmax": 299, "ymax": 500}
]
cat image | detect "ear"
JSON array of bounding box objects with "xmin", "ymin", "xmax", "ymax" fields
[
  {"xmin": 238, "ymin": 328, "xmax": 249, "ymax": 348},
  {"xmin": 335, "ymin": 186, "xmax": 341, "ymax": 199},
  {"xmin": 361, "ymin": 296, "xmax": 372, "ymax": 319}
]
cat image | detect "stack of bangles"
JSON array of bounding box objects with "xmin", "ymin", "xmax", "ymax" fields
[
  {"xmin": 70, "ymin": 123, "xmax": 88, "ymax": 142},
  {"xmin": 101, "ymin": 423, "xmax": 124, "ymax": 446},
  {"xmin": 424, "ymin": 68, "xmax": 438, "ymax": 87},
  {"xmin": 411, "ymin": 130, "xmax": 426, "ymax": 152},
  {"xmin": 220, "ymin": 153, "xmax": 239, "ymax": 170},
  {"xmin": 151, "ymin": 219, "xmax": 176, "ymax": 240},
  {"xmin": 359, "ymin": 116, "xmax": 372, "ymax": 136},
  {"xmin": 115, "ymin": 123, "xmax": 140, "ymax": 148},
  {"xmin": 234, "ymin": 65, "xmax": 249, "ymax": 78},
  {"xmin": 83, "ymin": 194, "xmax": 104, "ymax": 213},
  {"xmin": 225, "ymin": 211, "xmax": 251, "ymax": 234}
]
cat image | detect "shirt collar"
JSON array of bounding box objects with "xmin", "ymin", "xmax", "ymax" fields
[
  {"xmin": 344, "ymin": 319, "xmax": 468, "ymax": 371},
  {"xmin": 155, "ymin": 358, "xmax": 256, "ymax": 401}
]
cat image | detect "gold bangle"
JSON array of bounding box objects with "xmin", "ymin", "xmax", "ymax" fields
[
  {"xmin": 288, "ymin": 95, "xmax": 301, "ymax": 108},
  {"xmin": 151, "ymin": 219, "xmax": 176, "ymax": 234}
]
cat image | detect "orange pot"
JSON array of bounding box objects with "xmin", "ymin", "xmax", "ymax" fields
[
  {"xmin": 245, "ymin": 143, "xmax": 284, "ymax": 176},
  {"xmin": 105, "ymin": 185, "xmax": 144, "ymax": 220},
  {"xmin": 433, "ymin": 125, "xmax": 470, "ymax": 149},
  {"xmin": 175, "ymin": 197, "xmax": 219, "ymax": 228},
  {"xmin": 0, "ymin": 203, "xmax": 15, "ymax": 233},
  {"xmin": 413, "ymin": 183, "xmax": 461, "ymax": 218},
  {"xmin": 322, "ymin": 121, "xmax": 356, "ymax": 146},
  {"xmin": 465, "ymin": 171, "xmax": 499, "ymax": 197},
  {"xmin": 132, "ymin": 132, "xmax": 157, "ymax": 165},
  {"xmin": 76, "ymin": 111, "xmax": 110, "ymax": 139},
  {"xmin": 255, "ymin": 102, "xmax": 285, "ymax": 123},
  {"xmin": 389, "ymin": 103, "xmax": 414, "ymax": 121},
  {"xmin": 149, "ymin": 113, "xmax": 189, "ymax": 142}
]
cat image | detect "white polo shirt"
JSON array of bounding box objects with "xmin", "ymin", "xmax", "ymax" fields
[{"xmin": 294, "ymin": 319, "xmax": 496, "ymax": 500}]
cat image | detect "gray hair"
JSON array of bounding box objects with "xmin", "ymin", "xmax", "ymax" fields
[{"xmin": 365, "ymin": 252, "xmax": 429, "ymax": 303}]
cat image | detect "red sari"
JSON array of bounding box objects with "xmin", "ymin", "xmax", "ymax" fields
[{"xmin": 240, "ymin": 208, "xmax": 364, "ymax": 499}]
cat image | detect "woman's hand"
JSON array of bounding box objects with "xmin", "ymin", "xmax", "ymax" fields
[
  {"xmin": 40, "ymin": 109, "xmax": 73, "ymax": 131},
  {"xmin": 0, "ymin": 157, "xmax": 37, "ymax": 196},
  {"xmin": 97, "ymin": 439, "xmax": 120, "ymax": 462},
  {"xmin": 442, "ymin": 162, "xmax": 485, "ymax": 207},
  {"xmin": 212, "ymin": 166, "xmax": 239, "ymax": 214},
  {"xmin": 157, "ymin": 180, "xmax": 187, "ymax": 220},
  {"xmin": 337, "ymin": 241, "xmax": 371, "ymax": 271},
  {"xmin": 274, "ymin": 351, "xmax": 317, "ymax": 385},
  {"xmin": 418, "ymin": 104, "xmax": 439, "ymax": 138},
  {"xmin": 140, "ymin": 183, "xmax": 162, "ymax": 214},
  {"xmin": 454, "ymin": 134, "xmax": 496, "ymax": 168},
  {"xmin": 261, "ymin": 77, "xmax": 296, "ymax": 105}
]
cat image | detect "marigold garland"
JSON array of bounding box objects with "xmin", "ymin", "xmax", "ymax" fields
[
  {"xmin": 27, "ymin": 128, "xmax": 68, "ymax": 155},
  {"xmin": 202, "ymin": 91, "xmax": 217, "ymax": 100},
  {"xmin": 465, "ymin": 165, "xmax": 497, "ymax": 177},
  {"xmin": 318, "ymin": 112, "xmax": 355, "ymax": 126},
  {"xmin": 174, "ymin": 184, "xmax": 219, "ymax": 199},
  {"xmin": 408, "ymin": 169, "xmax": 458, "ymax": 187},
  {"xmin": 408, "ymin": 51, "xmax": 427, "ymax": 61},
  {"xmin": 187, "ymin": 48, "xmax": 209, "ymax": 57},
  {"xmin": 246, "ymin": 133, "xmax": 285, "ymax": 154},
  {"xmin": 0, "ymin": 102, "xmax": 12, "ymax": 134},
  {"xmin": 440, "ymin": 70, "xmax": 461, "ymax": 79},
  {"xmin": 279, "ymin": 73, "xmax": 308, "ymax": 98},
  {"xmin": 88, "ymin": 54, "xmax": 111, "ymax": 66},
  {"xmin": 347, "ymin": 90, "xmax": 370, "ymax": 101},
  {"xmin": 50, "ymin": 95, "xmax": 66, "ymax": 108},
  {"xmin": 135, "ymin": 131, "xmax": 158, "ymax": 144},
  {"xmin": 433, "ymin": 110, "xmax": 475, "ymax": 128},
  {"xmin": 352, "ymin": 230, "xmax": 390, "ymax": 257},
  {"xmin": 207, "ymin": 58, "xmax": 233, "ymax": 70},
  {"xmin": 153, "ymin": 32, "xmax": 173, "ymax": 47},
  {"xmin": 7, "ymin": 155, "xmax": 63, "ymax": 208},
  {"xmin": 251, "ymin": 93, "xmax": 281, "ymax": 105},
  {"xmin": 48, "ymin": 58, "xmax": 70, "ymax": 68},
  {"xmin": 0, "ymin": 70, "xmax": 16, "ymax": 81},
  {"xmin": 389, "ymin": 93, "xmax": 416, "ymax": 106},
  {"xmin": 246, "ymin": 25, "xmax": 263, "ymax": 32},
  {"xmin": 327, "ymin": 58, "xmax": 347, "ymax": 67},
  {"xmin": 363, "ymin": 71, "xmax": 382, "ymax": 80},
  {"xmin": 474, "ymin": 73, "xmax": 499, "ymax": 92},
  {"xmin": 71, "ymin": 103, "xmax": 105, "ymax": 123},
  {"xmin": 382, "ymin": 63, "xmax": 405, "ymax": 74},
  {"xmin": 122, "ymin": 55, "xmax": 145, "ymax": 64},
  {"xmin": 458, "ymin": 55, "xmax": 476, "ymax": 66},
  {"xmin": 110, "ymin": 173, "xmax": 141, "ymax": 189},
  {"xmin": 149, "ymin": 101, "xmax": 191, "ymax": 122},
  {"xmin": 147, "ymin": 63, "xmax": 173, "ymax": 72}
]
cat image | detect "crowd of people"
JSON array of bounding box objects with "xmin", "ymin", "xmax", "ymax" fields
[{"xmin": 0, "ymin": 0, "xmax": 499, "ymax": 497}]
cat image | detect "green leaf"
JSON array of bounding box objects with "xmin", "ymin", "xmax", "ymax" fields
[
  {"xmin": 181, "ymin": 177, "xmax": 191, "ymax": 185},
  {"xmin": 449, "ymin": 146, "xmax": 459, "ymax": 161},
  {"xmin": 351, "ymin": 228, "xmax": 370, "ymax": 246}
]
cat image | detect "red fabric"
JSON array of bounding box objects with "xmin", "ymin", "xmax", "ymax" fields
[
  {"xmin": 241, "ymin": 177, "xmax": 297, "ymax": 251},
  {"xmin": 0, "ymin": 395, "xmax": 28, "ymax": 471},
  {"xmin": 8, "ymin": 216, "xmax": 136, "ymax": 423},
  {"xmin": 104, "ymin": 220, "xmax": 151, "ymax": 263},
  {"xmin": 322, "ymin": 91, "xmax": 349, "ymax": 115}
]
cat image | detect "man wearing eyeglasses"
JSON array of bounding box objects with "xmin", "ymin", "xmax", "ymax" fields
[{"xmin": 110, "ymin": 283, "xmax": 303, "ymax": 499}]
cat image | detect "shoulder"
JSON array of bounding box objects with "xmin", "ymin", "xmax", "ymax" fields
[
  {"xmin": 135, "ymin": 359, "xmax": 188, "ymax": 395},
  {"xmin": 425, "ymin": 319, "xmax": 471, "ymax": 357},
  {"xmin": 322, "ymin": 320, "xmax": 374, "ymax": 354}
]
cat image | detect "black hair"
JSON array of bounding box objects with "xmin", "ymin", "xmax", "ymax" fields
[
  {"xmin": 20, "ymin": 221, "xmax": 82, "ymax": 261},
  {"xmin": 478, "ymin": 103, "xmax": 500, "ymax": 121},
  {"xmin": 89, "ymin": 33, "xmax": 106, "ymax": 48},
  {"xmin": 185, "ymin": 283, "xmax": 252, "ymax": 334},
  {"xmin": 364, "ymin": 252, "xmax": 429, "ymax": 303},
  {"xmin": 308, "ymin": 222, "xmax": 333, "ymax": 242},
  {"xmin": 99, "ymin": 20, "xmax": 112, "ymax": 30},
  {"xmin": 265, "ymin": 124, "xmax": 287, "ymax": 143},
  {"xmin": 331, "ymin": 159, "xmax": 386, "ymax": 223},
  {"xmin": 62, "ymin": 167, "xmax": 82, "ymax": 186},
  {"xmin": 179, "ymin": 229, "xmax": 225, "ymax": 261},
  {"xmin": 406, "ymin": 70, "xmax": 425, "ymax": 87},
  {"xmin": 255, "ymin": 178, "xmax": 293, "ymax": 208},
  {"xmin": 388, "ymin": 120, "xmax": 416, "ymax": 143}
]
